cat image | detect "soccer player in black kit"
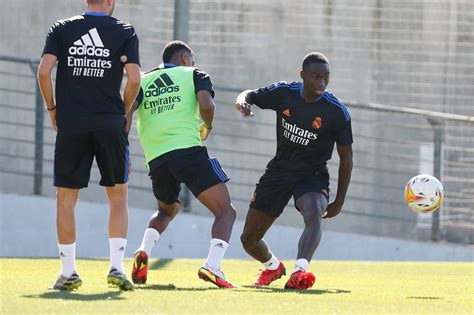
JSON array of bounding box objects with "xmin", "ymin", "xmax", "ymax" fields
[
  {"xmin": 235, "ymin": 52, "xmax": 353, "ymax": 290},
  {"xmin": 37, "ymin": 0, "xmax": 141, "ymax": 290}
]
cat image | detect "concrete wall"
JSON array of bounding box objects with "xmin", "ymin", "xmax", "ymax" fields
[
  {"xmin": 1, "ymin": 1, "xmax": 472, "ymax": 113},
  {"xmin": 1, "ymin": 193, "xmax": 472, "ymax": 262}
]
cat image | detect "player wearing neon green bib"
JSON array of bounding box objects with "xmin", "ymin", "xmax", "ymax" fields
[
  {"xmin": 126, "ymin": 41, "xmax": 237, "ymax": 289},
  {"xmin": 136, "ymin": 64, "xmax": 201, "ymax": 165}
]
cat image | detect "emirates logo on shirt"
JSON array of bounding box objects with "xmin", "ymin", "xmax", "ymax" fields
[
  {"xmin": 281, "ymin": 118, "xmax": 318, "ymax": 146},
  {"xmin": 143, "ymin": 73, "xmax": 182, "ymax": 114},
  {"xmin": 67, "ymin": 28, "xmax": 112, "ymax": 77}
]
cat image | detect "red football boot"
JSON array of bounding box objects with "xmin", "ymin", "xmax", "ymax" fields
[
  {"xmin": 131, "ymin": 250, "xmax": 148, "ymax": 284},
  {"xmin": 198, "ymin": 265, "xmax": 236, "ymax": 288},
  {"xmin": 254, "ymin": 262, "xmax": 286, "ymax": 286},
  {"xmin": 284, "ymin": 269, "xmax": 315, "ymax": 290}
]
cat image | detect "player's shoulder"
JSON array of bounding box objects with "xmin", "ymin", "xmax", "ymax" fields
[
  {"xmin": 50, "ymin": 15, "xmax": 84, "ymax": 31},
  {"xmin": 55, "ymin": 15, "xmax": 84, "ymax": 25},
  {"xmin": 181, "ymin": 66, "xmax": 198, "ymax": 73},
  {"xmin": 114, "ymin": 18, "xmax": 136, "ymax": 32},
  {"xmin": 192, "ymin": 67, "xmax": 211, "ymax": 78},
  {"xmin": 267, "ymin": 81, "xmax": 302, "ymax": 92},
  {"xmin": 97, "ymin": 17, "xmax": 136, "ymax": 39},
  {"xmin": 322, "ymin": 91, "xmax": 351, "ymax": 121},
  {"xmin": 143, "ymin": 66, "xmax": 161, "ymax": 78}
]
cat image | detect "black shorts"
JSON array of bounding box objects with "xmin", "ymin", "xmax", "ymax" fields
[
  {"xmin": 150, "ymin": 147, "xmax": 229, "ymax": 204},
  {"xmin": 250, "ymin": 167, "xmax": 330, "ymax": 217},
  {"xmin": 54, "ymin": 127, "xmax": 129, "ymax": 188}
]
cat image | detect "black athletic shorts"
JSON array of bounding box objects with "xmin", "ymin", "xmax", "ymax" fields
[
  {"xmin": 250, "ymin": 167, "xmax": 330, "ymax": 217},
  {"xmin": 149, "ymin": 146, "xmax": 229, "ymax": 204},
  {"xmin": 54, "ymin": 126, "xmax": 129, "ymax": 188}
]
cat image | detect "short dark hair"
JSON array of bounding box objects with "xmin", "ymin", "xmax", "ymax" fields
[
  {"xmin": 302, "ymin": 52, "xmax": 329, "ymax": 69},
  {"xmin": 162, "ymin": 40, "xmax": 194, "ymax": 63}
]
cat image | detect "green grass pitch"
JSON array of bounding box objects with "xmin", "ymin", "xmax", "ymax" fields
[{"xmin": 0, "ymin": 258, "xmax": 472, "ymax": 314}]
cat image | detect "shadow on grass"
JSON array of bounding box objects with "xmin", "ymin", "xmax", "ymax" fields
[
  {"xmin": 241, "ymin": 285, "xmax": 352, "ymax": 295},
  {"xmin": 136, "ymin": 283, "xmax": 218, "ymax": 292},
  {"xmin": 23, "ymin": 290, "xmax": 125, "ymax": 301},
  {"xmin": 140, "ymin": 284, "xmax": 351, "ymax": 294},
  {"xmin": 148, "ymin": 259, "xmax": 173, "ymax": 270},
  {"xmin": 407, "ymin": 296, "xmax": 444, "ymax": 300}
]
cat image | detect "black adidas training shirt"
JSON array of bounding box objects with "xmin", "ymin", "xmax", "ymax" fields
[
  {"xmin": 42, "ymin": 12, "xmax": 140, "ymax": 132},
  {"xmin": 250, "ymin": 81, "xmax": 353, "ymax": 173}
]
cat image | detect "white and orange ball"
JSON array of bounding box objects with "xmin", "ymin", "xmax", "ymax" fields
[{"xmin": 404, "ymin": 174, "xmax": 443, "ymax": 213}]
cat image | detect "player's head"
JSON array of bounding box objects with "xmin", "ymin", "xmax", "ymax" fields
[
  {"xmin": 162, "ymin": 40, "xmax": 195, "ymax": 67},
  {"xmin": 86, "ymin": 0, "xmax": 116, "ymax": 16},
  {"xmin": 300, "ymin": 52, "xmax": 330, "ymax": 97}
]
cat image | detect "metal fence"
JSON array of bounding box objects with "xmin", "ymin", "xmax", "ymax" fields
[{"xmin": 1, "ymin": 55, "xmax": 473, "ymax": 244}]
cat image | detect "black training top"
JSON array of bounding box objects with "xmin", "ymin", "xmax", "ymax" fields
[
  {"xmin": 250, "ymin": 81, "xmax": 353, "ymax": 172},
  {"xmin": 42, "ymin": 12, "xmax": 140, "ymax": 132}
]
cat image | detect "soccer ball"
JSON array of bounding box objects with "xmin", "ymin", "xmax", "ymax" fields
[{"xmin": 404, "ymin": 174, "xmax": 443, "ymax": 213}]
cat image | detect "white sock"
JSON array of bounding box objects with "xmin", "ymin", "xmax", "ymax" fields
[
  {"xmin": 139, "ymin": 228, "xmax": 160, "ymax": 255},
  {"xmin": 109, "ymin": 238, "xmax": 127, "ymax": 273},
  {"xmin": 294, "ymin": 258, "xmax": 309, "ymax": 272},
  {"xmin": 263, "ymin": 253, "xmax": 280, "ymax": 271},
  {"xmin": 58, "ymin": 243, "xmax": 76, "ymax": 277},
  {"xmin": 205, "ymin": 238, "xmax": 229, "ymax": 271}
]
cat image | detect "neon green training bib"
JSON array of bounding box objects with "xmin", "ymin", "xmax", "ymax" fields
[{"xmin": 137, "ymin": 66, "xmax": 201, "ymax": 165}]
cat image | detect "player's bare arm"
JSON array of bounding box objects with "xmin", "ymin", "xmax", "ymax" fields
[
  {"xmin": 123, "ymin": 63, "xmax": 141, "ymax": 113},
  {"xmin": 234, "ymin": 90, "xmax": 254, "ymax": 118},
  {"xmin": 197, "ymin": 90, "xmax": 215, "ymax": 140},
  {"xmin": 37, "ymin": 54, "xmax": 58, "ymax": 131},
  {"xmin": 323, "ymin": 143, "xmax": 353, "ymax": 219},
  {"xmin": 125, "ymin": 100, "xmax": 139, "ymax": 134},
  {"xmin": 124, "ymin": 99, "xmax": 139, "ymax": 177}
]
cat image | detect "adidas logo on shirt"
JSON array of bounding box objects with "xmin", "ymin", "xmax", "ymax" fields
[
  {"xmin": 68, "ymin": 28, "xmax": 110, "ymax": 57},
  {"xmin": 143, "ymin": 72, "xmax": 183, "ymax": 112},
  {"xmin": 67, "ymin": 27, "xmax": 112, "ymax": 77},
  {"xmin": 145, "ymin": 73, "xmax": 180, "ymax": 97}
]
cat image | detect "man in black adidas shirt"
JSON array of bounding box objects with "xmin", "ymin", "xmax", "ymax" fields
[
  {"xmin": 37, "ymin": 0, "xmax": 140, "ymax": 291},
  {"xmin": 235, "ymin": 52, "xmax": 353, "ymax": 290}
]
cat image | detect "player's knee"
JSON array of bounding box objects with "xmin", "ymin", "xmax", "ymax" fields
[
  {"xmin": 225, "ymin": 205, "xmax": 237, "ymax": 222},
  {"xmin": 158, "ymin": 203, "xmax": 180, "ymax": 219},
  {"xmin": 106, "ymin": 184, "xmax": 127, "ymax": 201},
  {"xmin": 240, "ymin": 231, "xmax": 256, "ymax": 248},
  {"xmin": 302, "ymin": 204, "xmax": 323, "ymax": 226},
  {"xmin": 215, "ymin": 204, "xmax": 236, "ymax": 222}
]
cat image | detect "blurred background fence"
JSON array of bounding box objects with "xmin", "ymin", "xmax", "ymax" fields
[
  {"xmin": 1, "ymin": 55, "xmax": 473, "ymax": 244},
  {"xmin": 0, "ymin": 0, "xmax": 473, "ymax": 245}
]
